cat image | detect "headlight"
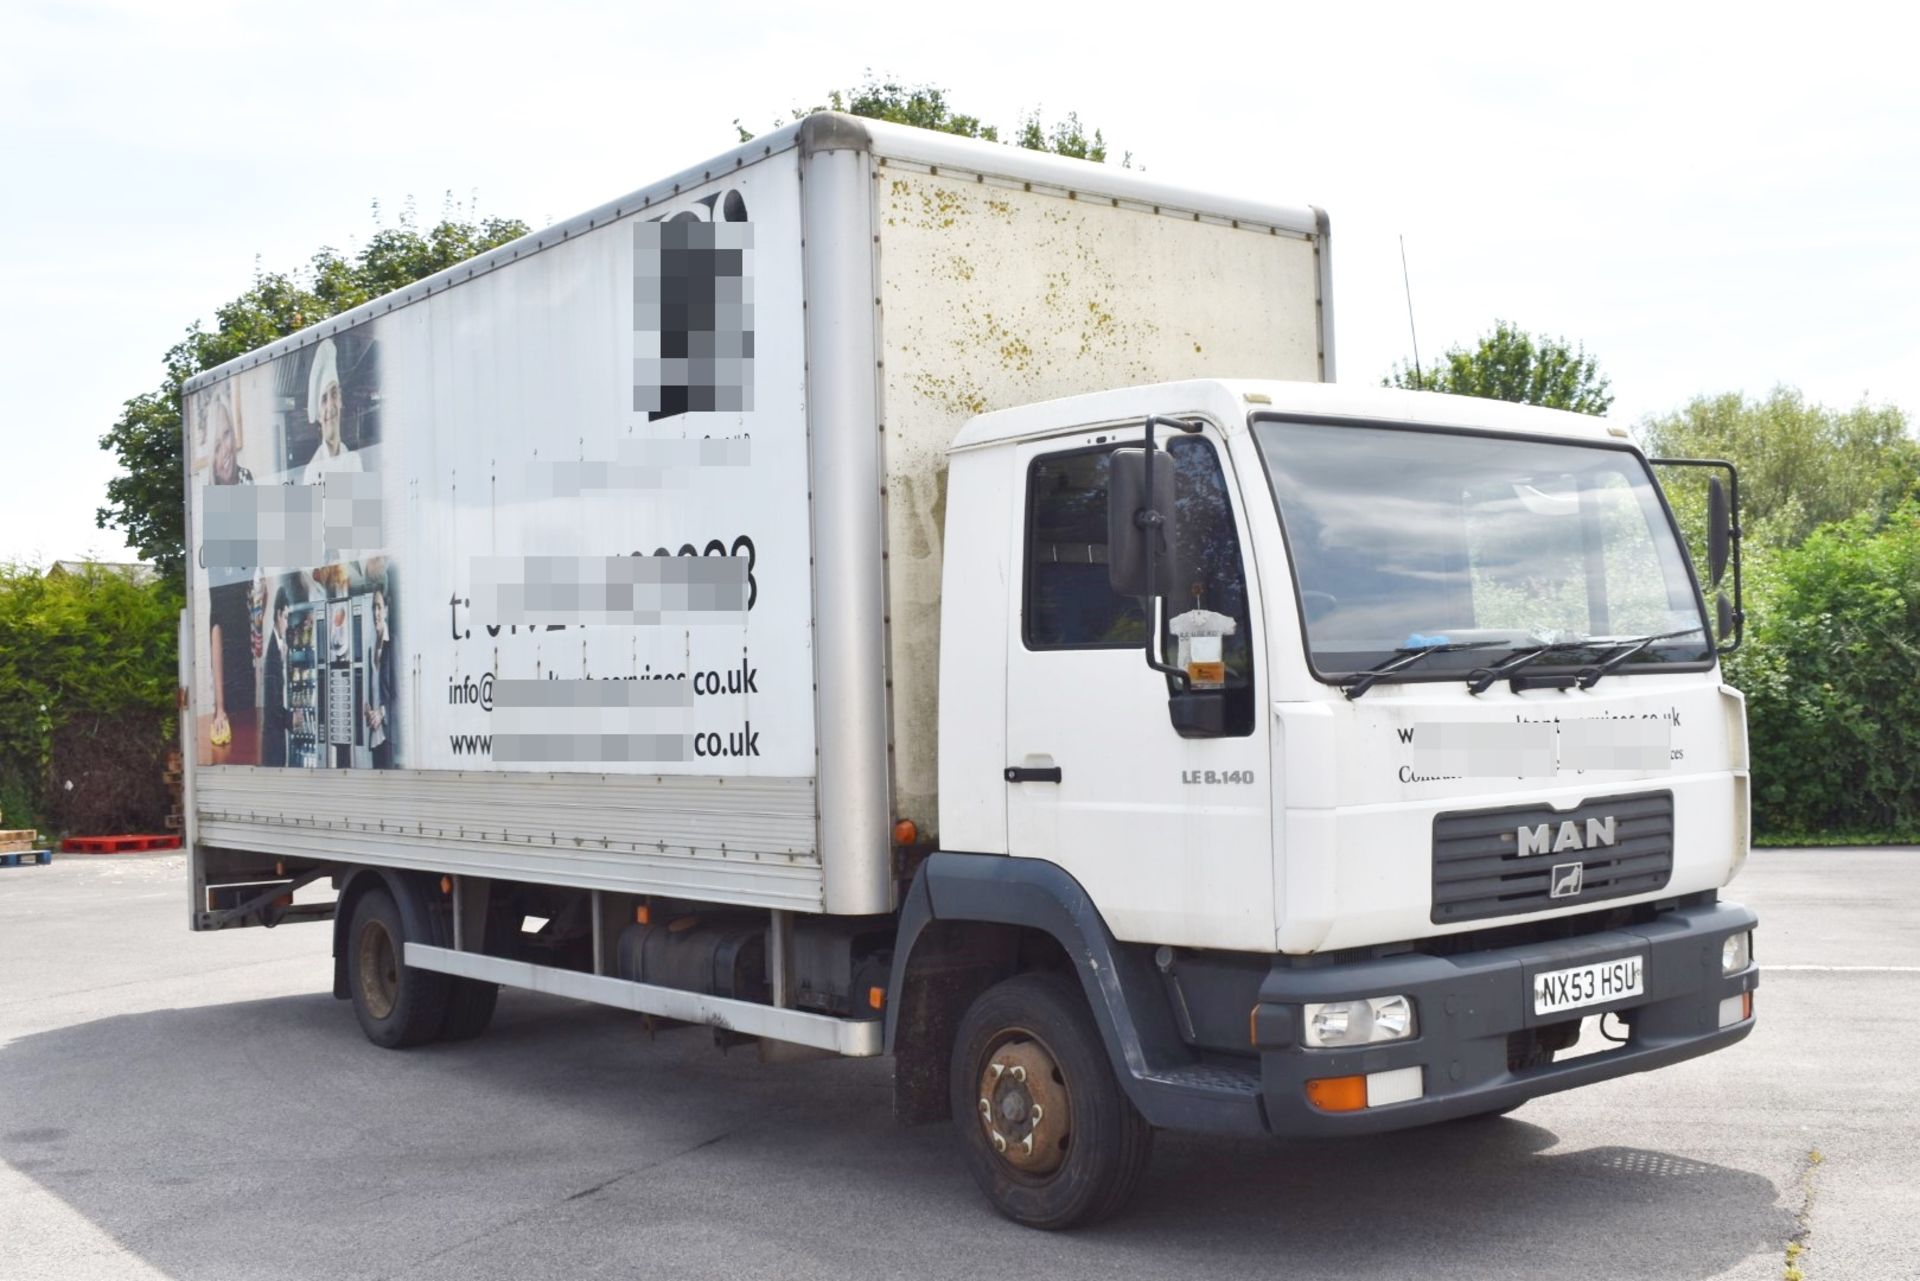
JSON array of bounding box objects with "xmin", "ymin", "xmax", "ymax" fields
[
  {"xmin": 1303, "ymin": 995, "xmax": 1417, "ymax": 1048},
  {"xmin": 1721, "ymin": 931, "xmax": 1753, "ymax": 975}
]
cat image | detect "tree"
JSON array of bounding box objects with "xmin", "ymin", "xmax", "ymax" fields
[
  {"xmin": 1638, "ymin": 388, "xmax": 1919, "ymax": 551},
  {"xmin": 0, "ymin": 563, "xmax": 179, "ymax": 834},
  {"xmin": 97, "ymin": 200, "xmax": 529, "ymax": 589},
  {"xmin": 1015, "ymin": 109, "xmax": 1109, "ymax": 164},
  {"xmin": 1724, "ymin": 503, "xmax": 1920, "ymax": 838},
  {"xmin": 736, "ymin": 76, "xmax": 1131, "ymax": 166},
  {"xmin": 1385, "ymin": 320, "xmax": 1614, "ymax": 416},
  {"xmin": 740, "ymin": 79, "xmax": 998, "ymax": 143}
]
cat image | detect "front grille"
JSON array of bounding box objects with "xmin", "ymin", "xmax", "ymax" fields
[{"xmin": 1431, "ymin": 790, "xmax": 1673, "ymax": 925}]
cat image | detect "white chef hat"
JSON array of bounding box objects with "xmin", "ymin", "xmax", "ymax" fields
[
  {"xmin": 207, "ymin": 391, "xmax": 234, "ymax": 439},
  {"xmin": 307, "ymin": 339, "xmax": 341, "ymax": 423}
]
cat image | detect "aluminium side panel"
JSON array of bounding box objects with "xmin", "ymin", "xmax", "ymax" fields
[
  {"xmin": 871, "ymin": 152, "xmax": 1325, "ymax": 839},
  {"xmin": 798, "ymin": 120, "xmax": 894, "ymax": 915},
  {"xmin": 180, "ymin": 145, "xmax": 826, "ymax": 911}
]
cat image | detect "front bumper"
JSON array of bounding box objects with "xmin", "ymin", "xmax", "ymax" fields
[{"xmin": 1242, "ymin": 900, "xmax": 1759, "ymax": 1135}]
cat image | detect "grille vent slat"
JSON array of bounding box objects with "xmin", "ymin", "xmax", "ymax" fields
[{"xmin": 1431, "ymin": 790, "xmax": 1674, "ymax": 924}]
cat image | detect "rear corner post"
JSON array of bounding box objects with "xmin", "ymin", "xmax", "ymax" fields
[{"xmin": 800, "ymin": 115, "xmax": 893, "ymax": 916}]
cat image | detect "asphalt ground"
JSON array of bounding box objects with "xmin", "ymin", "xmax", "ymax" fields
[{"xmin": 2, "ymin": 848, "xmax": 1914, "ymax": 1281}]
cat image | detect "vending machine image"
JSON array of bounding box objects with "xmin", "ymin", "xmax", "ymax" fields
[
  {"xmin": 276, "ymin": 591, "xmax": 380, "ymax": 769},
  {"xmin": 285, "ymin": 600, "xmax": 326, "ymax": 768},
  {"xmin": 324, "ymin": 595, "xmax": 376, "ymax": 769}
]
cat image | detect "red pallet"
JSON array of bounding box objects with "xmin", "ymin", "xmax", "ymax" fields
[{"xmin": 60, "ymin": 834, "xmax": 182, "ymax": 854}]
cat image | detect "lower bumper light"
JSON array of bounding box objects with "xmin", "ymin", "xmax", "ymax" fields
[
  {"xmin": 1718, "ymin": 992, "xmax": 1754, "ymax": 1028},
  {"xmin": 1366, "ymin": 1065, "xmax": 1423, "ymax": 1107},
  {"xmin": 1305, "ymin": 1075, "xmax": 1366, "ymax": 1112},
  {"xmin": 1306, "ymin": 1066, "xmax": 1425, "ymax": 1113}
]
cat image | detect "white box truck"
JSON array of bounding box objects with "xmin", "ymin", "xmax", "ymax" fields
[{"xmin": 181, "ymin": 113, "xmax": 1758, "ymax": 1229}]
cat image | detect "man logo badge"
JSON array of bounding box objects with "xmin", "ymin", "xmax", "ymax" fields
[
  {"xmin": 1517, "ymin": 816, "xmax": 1617, "ymax": 857},
  {"xmin": 1550, "ymin": 862, "xmax": 1585, "ymax": 899}
]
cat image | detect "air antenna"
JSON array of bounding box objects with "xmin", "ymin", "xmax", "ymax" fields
[{"xmin": 1399, "ymin": 234, "xmax": 1422, "ymax": 380}]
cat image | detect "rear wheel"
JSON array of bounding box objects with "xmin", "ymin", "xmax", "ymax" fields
[
  {"xmin": 438, "ymin": 977, "xmax": 499, "ymax": 1042},
  {"xmin": 949, "ymin": 973, "xmax": 1152, "ymax": 1230},
  {"xmin": 347, "ymin": 886, "xmax": 451, "ymax": 1049}
]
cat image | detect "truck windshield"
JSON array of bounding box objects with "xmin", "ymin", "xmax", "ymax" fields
[{"xmin": 1251, "ymin": 419, "xmax": 1712, "ymax": 684}]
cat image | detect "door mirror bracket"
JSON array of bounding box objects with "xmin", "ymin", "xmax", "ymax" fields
[
  {"xmin": 1108, "ymin": 415, "xmax": 1206, "ymax": 688},
  {"xmin": 1650, "ymin": 456, "xmax": 1744, "ymax": 653}
]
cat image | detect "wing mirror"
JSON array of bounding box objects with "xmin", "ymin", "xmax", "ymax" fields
[
  {"xmin": 1707, "ymin": 475, "xmax": 1730, "ymax": 587},
  {"xmin": 1106, "ymin": 416, "xmax": 1232, "ymax": 737},
  {"xmin": 1106, "ymin": 448, "xmax": 1177, "ymax": 599},
  {"xmin": 1651, "ymin": 456, "xmax": 1744, "ymax": 652}
]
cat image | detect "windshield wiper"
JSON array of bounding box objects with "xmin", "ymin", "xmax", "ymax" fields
[
  {"xmin": 1465, "ymin": 638, "xmax": 1591, "ymax": 694},
  {"xmin": 1343, "ymin": 640, "xmax": 1504, "ymax": 701},
  {"xmin": 1466, "ymin": 626, "xmax": 1708, "ymax": 695},
  {"xmin": 1573, "ymin": 625, "xmax": 1708, "ymax": 688}
]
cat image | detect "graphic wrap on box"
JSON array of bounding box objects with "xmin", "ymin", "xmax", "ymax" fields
[{"xmin": 186, "ymin": 157, "xmax": 813, "ymax": 778}]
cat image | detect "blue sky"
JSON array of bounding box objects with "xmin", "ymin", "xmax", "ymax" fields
[{"xmin": 2, "ymin": 0, "xmax": 1913, "ymax": 565}]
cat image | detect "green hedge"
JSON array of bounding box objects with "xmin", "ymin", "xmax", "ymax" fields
[
  {"xmin": 0, "ymin": 565, "xmax": 178, "ymax": 834},
  {"xmin": 1726, "ymin": 504, "xmax": 1920, "ymax": 840}
]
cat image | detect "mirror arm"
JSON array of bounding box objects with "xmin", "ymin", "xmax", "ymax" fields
[
  {"xmin": 1651, "ymin": 455, "xmax": 1746, "ymax": 653},
  {"xmin": 1726, "ymin": 461, "xmax": 1745, "ymax": 650},
  {"xmin": 1137, "ymin": 415, "xmax": 1206, "ymax": 687}
]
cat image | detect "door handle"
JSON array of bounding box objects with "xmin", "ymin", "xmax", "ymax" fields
[{"xmin": 1005, "ymin": 765, "xmax": 1063, "ymax": 784}]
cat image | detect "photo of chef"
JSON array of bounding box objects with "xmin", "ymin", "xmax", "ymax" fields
[{"xmin": 281, "ymin": 333, "xmax": 380, "ymax": 476}]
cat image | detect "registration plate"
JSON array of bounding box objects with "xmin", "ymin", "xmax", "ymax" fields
[{"xmin": 1533, "ymin": 955, "xmax": 1645, "ymax": 1016}]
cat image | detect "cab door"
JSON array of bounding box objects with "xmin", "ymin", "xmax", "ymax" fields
[{"xmin": 1003, "ymin": 426, "xmax": 1274, "ymax": 951}]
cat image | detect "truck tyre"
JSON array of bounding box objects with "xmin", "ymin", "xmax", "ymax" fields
[
  {"xmin": 438, "ymin": 978, "xmax": 499, "ymax": 1042},
  {"xmin": 949, "ymin": 972, "xmax": 1153, "ymax": 1230},
  {"xmin": 346, "ymin": 886, "xmax": 451, "ymax": 1049}
]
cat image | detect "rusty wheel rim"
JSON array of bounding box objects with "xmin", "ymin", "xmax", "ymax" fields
[
  {"xmin": 975, "ymin": 1034, "xmax": 1072, "ymax": 1178},
  {"xmin": 356, "ymin": 917, "xmax": 399, "ymax": 1021}
]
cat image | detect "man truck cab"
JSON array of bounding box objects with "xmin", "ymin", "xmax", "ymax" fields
[{"xmin": 904, "ymin": 378, "xmax": 1755, "ymax": 1225}]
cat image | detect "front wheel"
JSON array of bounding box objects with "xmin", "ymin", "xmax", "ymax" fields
[{"xmin": 949, "ymin": 973, "xmax": 1153, "ymax": 1230}]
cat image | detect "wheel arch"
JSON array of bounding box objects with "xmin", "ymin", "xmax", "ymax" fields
[{"xmin": 884, "ymin": 853, "xmax": 1188, "ymax": 1125}]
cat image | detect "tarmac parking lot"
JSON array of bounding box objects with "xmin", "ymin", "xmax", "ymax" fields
[{"xmin": 2, "ymin": 847, "xmax": 1915, "ymax": 1280}]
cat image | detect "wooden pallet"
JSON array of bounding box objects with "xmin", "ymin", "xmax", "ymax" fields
[
  {"xmin": 1, "ymin": 850, "xmax": 51, "ymax": 868},
  {"xmin": 60, "ymin": 834, "xmax": 182, "ymax": 854}
]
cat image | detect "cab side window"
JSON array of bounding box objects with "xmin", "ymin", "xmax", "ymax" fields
[
  {"xmin": 1024, "ymin": 448, "xmax": 1146, "ymax": 649},
  {"xmin": 1023, "ymin": 437, "xmax": 1257, "ymax": 736},
  {"xmin": 1165, "ymin": 435, "xmax": 1256, "ymax": 736}
]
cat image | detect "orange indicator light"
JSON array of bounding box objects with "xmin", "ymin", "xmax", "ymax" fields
[{"xmin": 1305, "ymin": 1075, "xmax": 1368, "ymax": 1113}]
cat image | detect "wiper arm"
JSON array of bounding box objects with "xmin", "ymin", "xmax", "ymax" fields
[
  {"xmin": 1466, "ymin": 625, "xmax": 1709, "ymax": 695},
  {"xmin": 1573, "ymin": 625, "xmax": 1708, "ymax": 689},
  {"xmin": 1465, "ymin": 639, "xmax": 1585, "ymax": 695},
  {"xmin": 1343, "ymin": 640, "xmax": 1504, "ymax": 701}
]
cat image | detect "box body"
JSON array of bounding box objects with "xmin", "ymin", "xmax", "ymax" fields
[{"xmin": 181, "ymin": 115, "xmax": 1328, "ymax": 918}]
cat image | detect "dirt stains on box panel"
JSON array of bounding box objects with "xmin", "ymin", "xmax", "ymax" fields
[{"xmin": 874, "ymin": 166, "xmax": 1322, "ymax": 833}]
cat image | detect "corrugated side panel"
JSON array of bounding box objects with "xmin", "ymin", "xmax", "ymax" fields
[
  {"xmin": 196, "ymin": 769, "xmax": 822, "ymax": 910},
  {"xmin": 874, "ymin": 163, "xmax": 1323, "ymax": 836}
]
